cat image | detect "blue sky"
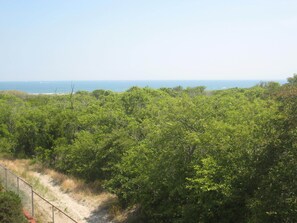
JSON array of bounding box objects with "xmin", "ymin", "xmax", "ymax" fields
[{"xmin": 0, "ymin": 0, "xmax": 296, "ymax": 81}]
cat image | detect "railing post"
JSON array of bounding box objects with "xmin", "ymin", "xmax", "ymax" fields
[
  {"xmin": 5, "ymin": 167, "xmax": 8, "ymax": 190},
  {"xmin": 52, "ymin": 205, "xmax": 55, "ymax": 223},
  {"xmin": 17, "ymin": 176, "xmax": 20, "ymax": 194},
  {"xmin": 31, "ymin": 188, "xmax": 34, "ymax": 217}
]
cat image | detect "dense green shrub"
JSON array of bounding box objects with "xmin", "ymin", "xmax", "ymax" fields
[
  {"xmin": 0, "ymin": 189, "xmax": 27, "ymax": 223},
  {"xmin": 0, "ymin": 77, "xmax": 297, "ymax": 222}
]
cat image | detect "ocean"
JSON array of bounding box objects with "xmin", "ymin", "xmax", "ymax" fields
[{"xmin": 0, "ymin": 80, "xmax": 286, "ymax": 94}]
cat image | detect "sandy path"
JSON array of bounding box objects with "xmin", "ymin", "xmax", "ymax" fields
[
  {"xmin": 0, "ymin": 159, "xmax": 115, "ymax": 223},
  {"xmin": 32, "ymin": 172, "xmax": 113, "ymax": 223}
]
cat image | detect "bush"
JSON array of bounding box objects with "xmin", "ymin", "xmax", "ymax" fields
[{"xmin": 0, "ymin": 189, "xmax": 27, "ymax": 223}]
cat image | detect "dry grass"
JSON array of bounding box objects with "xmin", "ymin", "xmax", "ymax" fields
[
  {"xmin": 111, "ymin": 205, "xmax": 140, "ymax": 223},
  {"xmin": 0, "ymin": 158, "xmax": 128, "ymax": 222},
  {"xmin": 32, "ymin": 164, "xmax": 101, "ymax": 195},
  {"xmin": 40, "ymin": 168, "xmax": 122, "ymax": 217},
  {"xmin": 0, "ymin": 159, "xmax": 31, "ymax": 179},
  {"xmin": 0, "ymin": 159, "xmax": 50, "ymax": 197}
]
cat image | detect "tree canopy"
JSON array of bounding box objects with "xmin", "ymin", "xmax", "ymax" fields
[{"xmin": 0, "ymin": 77, "xmax": 296, "ymax": 222}]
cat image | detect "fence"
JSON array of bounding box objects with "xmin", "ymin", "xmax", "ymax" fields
[{"xmin": 0, "ymin": 163, "xmax": 78, "ymax": 223}]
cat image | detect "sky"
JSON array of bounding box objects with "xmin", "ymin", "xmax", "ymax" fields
[{"xmin": 0, "ymin": 0, "xmax": 296, "ymax": 81}]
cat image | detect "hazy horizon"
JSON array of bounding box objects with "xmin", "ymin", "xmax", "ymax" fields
[
  {"xmin": 0, "ymin": 78, "xmax": 288, "ymax": 82},
  {"xmin": 0, "ymin": 79, "xmax": 287, "ymax": 94}
]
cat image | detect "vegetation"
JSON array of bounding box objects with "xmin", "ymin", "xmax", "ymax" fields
[
  {"xmin": 0, "ymin": 75, "xmax": 296, "ymax": 222},
  {"xmin": 0, "ymin": 185, "xmax": 27, "ymax": 223}
]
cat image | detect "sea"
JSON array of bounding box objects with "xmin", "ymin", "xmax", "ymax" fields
[{"xmin": 0, "ymin": 80, "xmax": 286, "ymax": 94}]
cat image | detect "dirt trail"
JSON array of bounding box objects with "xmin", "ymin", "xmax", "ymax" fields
[
  {"xmin": 33, "ymin": 172, "xmax": 112, "ymax": 223},
  {"xmin": 0, "ymin": 160, "xmax": 116, "ymax": 223}
]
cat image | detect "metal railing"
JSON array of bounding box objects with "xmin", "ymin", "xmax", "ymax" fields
[{"xmin": 0, "ymin": 163, "xmax": 79, "ymax": 223}]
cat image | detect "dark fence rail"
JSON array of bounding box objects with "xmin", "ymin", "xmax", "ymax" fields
[{"xmin": 0, "ymin": 163, "xmax": 79, "ymax": 223}]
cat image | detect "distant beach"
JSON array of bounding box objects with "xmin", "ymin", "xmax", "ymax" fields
[{"xmin": 0, "ymin": 80, "xmax": 286, "ymax": 94}]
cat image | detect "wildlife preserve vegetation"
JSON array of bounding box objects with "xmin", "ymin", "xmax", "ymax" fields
[
  {"xmin": 0, "ymin": 184, "xmax": 26, "ymax": 223},
  {"xmin": 1, "ymin": 75, "xmax": 297, "ymax": 222}
]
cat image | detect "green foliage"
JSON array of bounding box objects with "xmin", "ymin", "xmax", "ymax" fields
[
  {"xmin": 287, "ymin": 73, "xmax": 297, "ymax": 86},
  {"xmin": 0, "ymin": 189, "xmax": 27, "ymax": 223},
  {"xmin": 0, "ymin": 77, "xmax": 297, "ymax": 222}
]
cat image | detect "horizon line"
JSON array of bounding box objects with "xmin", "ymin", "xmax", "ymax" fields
[{"xmin": 0, "ymin": 79, "xmax": 287, "ymax": 82}]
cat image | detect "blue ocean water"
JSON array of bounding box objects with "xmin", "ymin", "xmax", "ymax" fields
[{"xmin": 0, "ymin": 80, "xmax": 286, "ymax": 94}]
